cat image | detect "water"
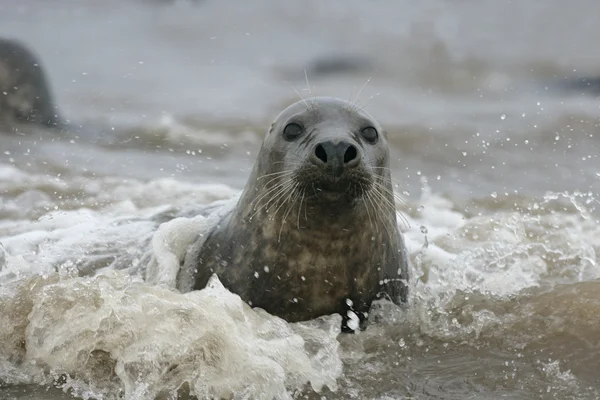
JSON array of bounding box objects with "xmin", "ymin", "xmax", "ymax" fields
[{"xmin": 1, "ymin": 0, "xmax": 600, "ymax": 398}]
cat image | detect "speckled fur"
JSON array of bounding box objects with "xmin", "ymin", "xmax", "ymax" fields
[
  {"xmin": 0, "ymin": 38, "xmax": 62, "ymax": 129},
  {"xmin": 179, "ymin": 97, "xmax": 409, "ymax": 330}
]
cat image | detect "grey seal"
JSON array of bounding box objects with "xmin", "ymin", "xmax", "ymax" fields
[
  {"xmin": 0, "ymin": 37, "xmax": 62, "ymax": 130},
  {"xmin": 178, "ymin": 97, "xmax": 409, "ymax": 331}
]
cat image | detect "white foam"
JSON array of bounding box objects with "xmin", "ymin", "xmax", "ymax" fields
[
  {"xmin": 18, "ymin": 271, "xmax": 341, "ymax": 399},
  {"xmin": 144, "ymin": 215, "xmax": 209, "ymax": 288},
  {"xmin": 393, "ymin": 187, "xmax": 600, "ymax": 341},
  {"xmin": 1, "ymin": 167, "xmax": 599, "ymax": 397}
]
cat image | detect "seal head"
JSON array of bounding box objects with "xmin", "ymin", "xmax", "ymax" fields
[
  {"xmin": 0, "ymin": 38, "xmax": 62, "ymax": 130},
  {"xmin": 180, "ymin": 97, "xmax": 409, "ymax": 330}
]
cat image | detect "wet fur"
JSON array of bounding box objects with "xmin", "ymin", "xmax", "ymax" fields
[{"xmin": 179, "ymin": 97, "xmax": 409, "ymax": 330}]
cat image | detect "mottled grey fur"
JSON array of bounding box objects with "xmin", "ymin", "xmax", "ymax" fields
[
  {"xmin": 0, "ymin": 38, "xmax": 62, "ymax": 130},
  {"xmin": 178, "ymin": 97, "xmax": 409, "ymax": 330}
]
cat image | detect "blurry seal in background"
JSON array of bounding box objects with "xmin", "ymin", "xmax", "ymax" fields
[
  {"xmin": 306, "ymin": 55, "xmax": 372, "ymax": 77},
  {"xmin": 555, "ymin": 76, "xmax": 600, "ymax": 97},
  {"xmin": 0, "ymin": 37, "xmax": 63, "ymax": 130},
  {"xmin": 178, "ymin": 97, "xmax": 409, "ymax": 331}
]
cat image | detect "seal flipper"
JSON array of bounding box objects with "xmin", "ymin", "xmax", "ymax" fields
[{"xmin": 380, "ymin": 233, "xmax": 410, "ymax": 306}]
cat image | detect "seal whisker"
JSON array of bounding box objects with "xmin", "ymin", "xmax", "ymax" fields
[
  {"xmin": 256, "ymin": 170, "xmax": 296, "ymax": 181},
  {"xmin": 260, "ymin": 174, "xmax": 296, "ymax": 189},
  {"xmin": 359, "ymin": 183, "xmax": 375, "ymax": 230},
  {"xmin": 364, "ymin": 159, "xmax": 405, "ymax": 182},
  {"xmin": 251, "ymin": 178, "xmax": 293, "ymax": 207},
  {"xmin": 310, "ymin": 182, "xmax": 320, "ymax": 199},
  {"xmin": 270, "ymin": 182, "xmax": 298, "ymax": 224},
  {"xmin": 368, "ymin": 179, "xmax": 401, "ymax": 212},
  {"xmin": 303, "ymin": 188, "xmax": 309, "ymax": 222},
  {"xmin": 304, "ymin": 69, "xmax": 312, "ymax": 96},
  {"xmin": 366, "ymin": 187, "xmax": 395, "ymax": 240},
  {"xmin": 289, "ymin": 84, "xmax": 310, "ymax": 110},
  {"xmin": 349, "ymin": 76, "xmax": 372, "ymax": 112},
  {"xmin": 368, "ymin": 166, "xmax": 407, "ymax": 186},
  {"xmin": 271, "ymin": 160, "xmax": 303, "ymax": 166},
  {"xmin": 370, "ymin": 179, "xmax": 406, "ymax": 204},
  {"xmin": 261, "ymin": 180, "xmax": 295, "ymax": 211},
  {"xmin": 395, "ymin": 211, "xmax": 411, "ymax": 230},
  {"xmin": 364, "ymin": 187, "xmax": 384, "ymax": 234},
  {"xmin": 370, "ymin": 176, "xmax": 409, "ymax": 207},
  {"xmin": 259, "ymin": 176, "xmax": 294, "ymax": 191},
  {"xmin": 297, "ymin": 188, "xmax": 306, "ymax": 229},
  {"xmin": 265, "ymin": 180, "xmax": 296, "ymax": 215},
  {"xmin": 369, "ymin": 183, "xmax": 410, "ymax": 230},
  {"xmin": 249, "ymin": 180, "xmax": 295, "ymax": 220},
  {"xmin": 303, "ymin": 69, "xmax": 317, "ymax": 110},
  {"xmin": 356, "ymin": 92, "xmax": 381, "ymax": 112},
  {"xmin": 279, "ymin": 183, "xmax": 301, "ymax": 242}
]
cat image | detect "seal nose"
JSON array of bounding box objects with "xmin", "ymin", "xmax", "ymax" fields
[{"xmin": 311, "ymin": 140, "xmax": 360, "ymax": 174}]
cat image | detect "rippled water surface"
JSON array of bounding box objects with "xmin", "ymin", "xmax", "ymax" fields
[{"xmin": 1, "ymin": 0, "xmax": 600, "ymax": 399}]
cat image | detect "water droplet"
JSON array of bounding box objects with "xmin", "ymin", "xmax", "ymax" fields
[
  {"xmin": 417, "ymin": 206, "xmax": 424, "ymax": 212},
  {"xmin": 436, "ymin": 175, "xmax": 441, "ymax": 180},
  {"xmin": 420, "ymin": 225, "xmax": 428, "ymax": 235},
  {"xmin": 254, "ymin": 272, "xmax": 259, "ymax": 278},
  {"xmin": 491, "ymin": 192, "xmax": 497, "ymax": 199},
  {"xmin": 301, "ymin": 276, "xmax": 306, "ymax": 281},
  {"xmin": 346, "ymin": 298, "xmax": 354, "ymax": 307},
  {"xmin": 346, "ymin": 310, "xmax": 360, "ymax": 331},
  {"xmin": 462, "ymin": 151, "xmax": 467, "ymax": 156},
  {"xmin": 398, "ymin": 338, "xmax": 406, "ymax": 348},
  {"xmin": 500, "ymin": 114, "xmax": 506, "ymax": 120}
]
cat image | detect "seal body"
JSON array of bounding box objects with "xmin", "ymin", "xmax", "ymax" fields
[
  {"xmin": 179, "ymin": 97, "xmax": 408, "ymax": 330},
  {"xmin": 0, "ymin": 38, "xmax": 62, "ymax": 130}
]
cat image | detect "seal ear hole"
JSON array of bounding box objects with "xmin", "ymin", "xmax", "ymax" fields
[
  {"xmin": 315, "ymin": 144, "xmax": 328, "ymax": 163},
  {"xmin": 361, "ymin": 127, "xmax": 379, "ymax": 144},
  {"xmin": 283, "ymin": 122, "xmax": 304, "ymax": 141}
]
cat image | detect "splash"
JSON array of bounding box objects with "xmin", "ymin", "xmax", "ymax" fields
[{"xmin": 2, "ymin": 271, "xmax": 342, "ymax": 400}]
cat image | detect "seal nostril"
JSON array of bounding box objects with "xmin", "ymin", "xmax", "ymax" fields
[
  {"xmin": 343, "ymin": 145, "xmax": 357, "ymax": 164},
  {"xmin": 315, "ymin": 144, "xmax": 328, "ymax": 163}
]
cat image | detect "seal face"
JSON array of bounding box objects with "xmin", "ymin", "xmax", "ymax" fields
[
  {"xmin": 0, "ymin": 38, "xmax": 62, "ymax": 130},
  {"xmin": 179, "ymin": 97, "xmax": 409, "ymax": 330}
]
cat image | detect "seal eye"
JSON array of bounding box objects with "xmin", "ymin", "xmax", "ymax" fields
[
  {"xmin": 361, "ymin": 127, "xmax": 378, "ymax": 144},
  {"xmin": 283, "ymin": 123, "xmax": 303, "ymax": 141}
]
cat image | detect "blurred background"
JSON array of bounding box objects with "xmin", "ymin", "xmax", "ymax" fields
[{"xmin": 1, "ymin": 0, "xmax": 599, "ymax": 202}]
